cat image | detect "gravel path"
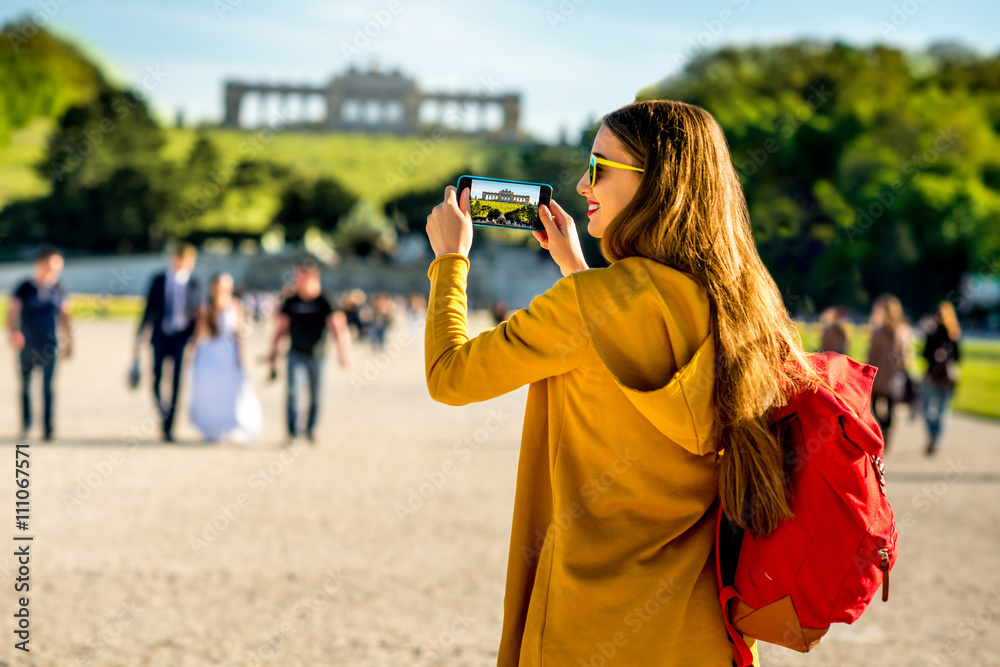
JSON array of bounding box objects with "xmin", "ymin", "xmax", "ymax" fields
[{"xmin": 0, "ymin": 317, "xmax": 997, "ymax": 666}]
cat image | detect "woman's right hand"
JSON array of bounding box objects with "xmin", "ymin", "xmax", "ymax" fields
[{"xmin": 534, "ymin": 200, "xmax": 589, "ymax": 276}]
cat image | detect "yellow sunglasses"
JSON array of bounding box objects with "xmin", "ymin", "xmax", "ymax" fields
[{"xmin": 589, "ymin": 154, "xmax": 644, "ymax": 187}]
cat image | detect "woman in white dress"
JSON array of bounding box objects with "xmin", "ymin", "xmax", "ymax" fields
[{"xmin": 189, "ymin": 273, "xmax": 263, "ymax": 443}]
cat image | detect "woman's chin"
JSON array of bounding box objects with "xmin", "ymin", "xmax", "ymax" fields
[{"xmin": 587, "ymin": 217, "xmax": 604, "ymax": 238}]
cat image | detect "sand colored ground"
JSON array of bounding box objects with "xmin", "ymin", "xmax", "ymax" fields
[{"xmin": 0, "ymin": 315, "xmax": 998, "ymax": 666}]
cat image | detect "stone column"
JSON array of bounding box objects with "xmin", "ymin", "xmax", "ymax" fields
[
  {"xmin": 223, "ymin": 84, "xmax": 244, "ymax": 128},
  {"xmin": 402, "ymin": 93, "xmax": 421, "ymax": 133},
  {"xmin": 324, "ymin": 91, "xmax": 344, "ymax": 129},
  {"xmin": 500, "ymin": 98, "xmax": 520, "ymax": 142}
]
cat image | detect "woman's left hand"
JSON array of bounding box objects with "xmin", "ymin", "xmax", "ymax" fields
[
  {"xmin": 427, "ymin": 186, "xmax": 473, "ymax": 258},
  {"xmin": 533, "ymin": 200, "xmax": 589, "ymax": 276}
]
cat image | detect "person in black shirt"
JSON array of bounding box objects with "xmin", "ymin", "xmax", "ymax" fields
[
  {"xmin": 921, "ymin": 301, "xmax": 962, "ymax": 456},
  {"xmin": 7, "ymin": 246, "xmax": 73, "ymax": 441},
  {"xmin": 268, "ymin": 261, "xmax": 352, "ymax": 444}
]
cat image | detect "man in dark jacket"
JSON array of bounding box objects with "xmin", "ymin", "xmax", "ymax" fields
[{"xmin": 135, "ymin": 243, "xmax": 200, "ymax": 442}]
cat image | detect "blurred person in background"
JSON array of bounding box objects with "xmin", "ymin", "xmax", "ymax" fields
[
  {"xmin": 868, "ymin": 297, "xmax": 885, "ymax": 330},
  {"xmin": 247, "ymin": 290, "xmax": 265, "ymax": 323},
  {"xmin": 491, "ymin": 300, "xmax": 509, "ymax": 325},
  {"xmin": 408, "ymin": 294, "xmax": 426, "ymax": 317},
  {"xmin": 188, "ymin": 273, "xmax": 262, "ymax": 444},
  {"xmin": 867, "ymin": 294, "xmax": 913, "ymax": 449},
  {"xmin": 135, "ymin": 243, "xmax": 201, "ymax": 442},
  {"xmin": 340, "ymin": 289, "xmax": 366, "ymax": 340},
  {"xmin": 818, "ymin": 306, "xmax": 849, "ymax": 354},
  {"xmin": 7, "ymin": 246, "xmax": 72, "ymax": 441},
  {"xmin": 921, "ymin": 301, "xmax": 962, "ymax": 456},
  {"xmin": 268, "ymin": 261, "xmax": 352, "ymax": 445},
  {"xmin": 368, "ymin": 292, "xmax": 395, "ymax": 351}
]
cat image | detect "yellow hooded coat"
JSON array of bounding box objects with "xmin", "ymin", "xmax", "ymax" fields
[{"xmin": 426, "ymin": 254, "xmax": 758, "ymax": 666}]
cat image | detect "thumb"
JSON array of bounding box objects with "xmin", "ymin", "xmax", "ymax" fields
[{"xmin": 459, "ymin": 187, "xmax": 471, "ymax": 216}]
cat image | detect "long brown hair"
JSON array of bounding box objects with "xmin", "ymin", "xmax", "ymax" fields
[
  {"xmin": 879, "ymin": 295, "xmax": 906, "ymax": 334},
  {"xmin": 936, "ymin": 300, "xmax": 961, "ymax": 341},
  {"xmin": 205, "ymin": 272, "xmax": 231, "ymax": 339},
  {"xmin": 601, "ymin": 100, "xmax": 815, "ymax": 537}
]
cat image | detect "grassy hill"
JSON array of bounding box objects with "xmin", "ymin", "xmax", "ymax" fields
[
  {"xmin": 161, "ymin": 127, "xmax": 508, "ymax": 206},
  {"xmin": 0, "ymin": 24, "xmax": 514, "ymax": 221},
  {"xmin": 0, "ymin": 121, "xmax": 527, "ymax": 247},
  {"xmin": 0, "ymin": 121, "xmax": 513, "ymax": 211},
  {"xmin": 0, "ymin": 118, "xmax": 52, "ymax": 210}
]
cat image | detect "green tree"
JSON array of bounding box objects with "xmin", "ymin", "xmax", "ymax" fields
[
  {"xmin": 384, "ymin": 169, "xmax": 470, "ymax": 237},
  {"xmin": 271, "ymin": 177, "xmax": 358, "ymax": 242},
  {"xmin": 0, "ymin": 88, "xmax": 170, "ymax": 251},
  {"xmin": 40, "ymin": 89, "xmax": 165, "ymax": 194},
  {"xmin": 311, "ymin": 177, "xmax": 357, "ymax": 233},
  {"xmin": 640, "ymin": 41, "xmax": 1000, "ymax": 316}
]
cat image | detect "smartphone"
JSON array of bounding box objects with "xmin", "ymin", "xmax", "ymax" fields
[{"xmin": 456, "ymin": 175, "xmax": 552, "ymax": 231}]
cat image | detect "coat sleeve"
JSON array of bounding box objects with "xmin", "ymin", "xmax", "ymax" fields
[
  {"xmin": 138, "ymin": 274, "xmax": 159, "ymax": 336},
  {"xmin": 424, "ymin": 254, "xmax": 590, "ymax": 406}
]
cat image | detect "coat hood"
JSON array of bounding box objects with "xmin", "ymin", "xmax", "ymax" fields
[{"xmin": 572, "ymin": 257, "xmax": 717, "ymax": 456}]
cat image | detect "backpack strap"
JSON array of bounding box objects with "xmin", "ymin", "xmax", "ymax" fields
[
  {"xmin": 716, "ymin": 504, "xmax": 755, "ymax": 667},
  {"xmin": 720, "ymin": 586, "xmax": 755, "ymax": 667}
]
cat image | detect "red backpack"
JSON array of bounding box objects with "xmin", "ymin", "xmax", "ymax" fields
[{"xmin": 715, "ymin": 352, "xmax": 898, "ymax": 666}]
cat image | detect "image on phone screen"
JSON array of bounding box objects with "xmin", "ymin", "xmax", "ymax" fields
[{"xmin": 468, "ymin": 178, "xmax": 543, "ymax": 230}]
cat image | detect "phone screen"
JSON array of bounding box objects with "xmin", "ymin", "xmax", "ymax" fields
[{"xmin": 468, "ymin": 178, "xmax": 542, "ymax": 230}]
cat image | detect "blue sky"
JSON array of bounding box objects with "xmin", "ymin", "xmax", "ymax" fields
[{"xmin": 3, "ymin": 0, "xmax": 997, "ymax": 142}]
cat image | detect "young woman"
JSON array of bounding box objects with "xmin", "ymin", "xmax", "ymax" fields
[
  {"xmin": 866, "ymin": 295, "xmax": 913, "ymax": 448},
  {"xmin": 818, "ymin": 306, "xmax": 849, "ymax": 354},
  {"xmin": 921, "ymin": 301, "xmax": 962, "ymax": 455},
  {"xmin": 189, "ymin": 272, "xmax": 262, "ymax": 443},
  {"xmin": 424, "ymin": 100, "xmax": 815, "ymax": 666}
]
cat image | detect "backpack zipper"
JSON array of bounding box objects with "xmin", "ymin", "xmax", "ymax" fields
[
  {"xmin": 878, "ymin": 548, "xmax": 890, "ymax": 601},
  {"xmin": 871, "ymin": 455, "xmax": 887, "ymax": 495}
]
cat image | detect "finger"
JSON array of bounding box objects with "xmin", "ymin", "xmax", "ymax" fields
[
  {"xmin": 443, "ymin": 185, "xmax": 457, "ymax": 205},
  {"xmin": 550, "ymin": 199, "xmax": 574, "ymax": 224},
  {"xmin": 538, "ymin": 204, "xmax": 562, "ymax": 236},
  {"xmin": 538, "ymin": 204, "xmax": 560, "ymax": 241},
  {"xmin": 459, "ymin": 187, "xmax": 471, "ymax": 215}
]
